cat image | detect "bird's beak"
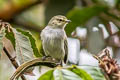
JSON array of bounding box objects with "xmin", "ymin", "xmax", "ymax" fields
[{"xmin": 65, "ymin": 20, "xmax": 71, "ymax": 23}]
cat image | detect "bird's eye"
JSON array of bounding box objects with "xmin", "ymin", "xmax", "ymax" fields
[
  {"xmin": 57, "ymin": 19, "xmax": 62, "ymax": 21},
  {"xmin": 59, "ymin": 19, "xmax": 62, "ymax": 21}
]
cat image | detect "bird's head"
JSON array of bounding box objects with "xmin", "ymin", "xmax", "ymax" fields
[{"xmin": 48, "ymin": 15, "xmax": 71, "ymax": 29}]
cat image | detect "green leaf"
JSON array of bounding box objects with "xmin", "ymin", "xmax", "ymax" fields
[
  {"xmin": 38, "ymin": 65, "xmax": 106, "ymax": 80},
  {"xmin": 16, "ymin": 29, "xmax": 42, "ymax": 57},
  {"xmin": 68, "ymin": 65, "xmax": 93, "ymax": 80},
  {"xmin": 53, "ymin": 68, "xmax": 82, "ymax": 80},
  {"xmin": 66, "ymin": 5, "xmax": 108, "ymax": 36},
  {"xmin": 12, "ymin": 28, "xmax": 35, "ymax": 64},
  {"xmin": 79, "ymin": 66, "xmax": 106, "ymax": 80},
  {"xmin": 38, "ymin": 69, "xmax": 54, "ymax": 80},
  {"xmin": 5, "ymin": 29, "xmax": 15, "ymax": 49}
]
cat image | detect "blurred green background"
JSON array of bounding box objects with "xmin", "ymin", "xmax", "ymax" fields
[{"xmin": 0, "ymin": 0, "xmax": 120, "ymax": 80}]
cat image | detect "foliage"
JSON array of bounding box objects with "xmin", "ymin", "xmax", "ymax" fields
[
  {"xmin": 66, "ymin": 5, "xmax": 108, "ymax": 36},
  {"xmin": 0, "ymin": 21, "xmax": 107, "ymax": 80},
  {"xmin": 0, "ymin": 0, "xmax": 120, "ymax": 80},
  {"xmin": 0, "ymin": 22, "xmax": 41, "ymax": 64},
  {"xmin": 38, "ymin": 66, "xmax": 105, "ymax": 80}
]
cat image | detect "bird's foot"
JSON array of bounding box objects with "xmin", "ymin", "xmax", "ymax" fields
[
  {"xmin": 56, "ymin": 60, "xmax": 63, "ymax": 66},
  {"xmin": 42, "ymin": 56, "xmax": 52, "ymax": 61},
  {"xmin": 56, "ymin": 62, "xmax": 61, "ymax": 66}
]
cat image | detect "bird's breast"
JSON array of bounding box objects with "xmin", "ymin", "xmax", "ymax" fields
[
  {"xmin": 44, "ymin": 30, "xmax": 64, "ymax": 48},
  {"xmin": 41, "ymin": 28, "xmax": 65, "ymax": 59}
]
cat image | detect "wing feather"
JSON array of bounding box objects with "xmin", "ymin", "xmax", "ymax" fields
[{"xmin": 64, "ymin": 38, "xmax": 68, "ymax": 64}]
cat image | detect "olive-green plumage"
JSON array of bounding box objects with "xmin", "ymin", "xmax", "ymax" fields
[{"xmin": 40, "ymin": 15, "xmax": 70, "ymax": 64}]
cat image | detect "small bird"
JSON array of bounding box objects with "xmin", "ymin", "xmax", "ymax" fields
[{"xmin": 40, "ymin": 15, "xmax": 71, "ymax": 65}]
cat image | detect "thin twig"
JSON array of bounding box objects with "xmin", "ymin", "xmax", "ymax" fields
[{"xmin": 3, "ymin": 47, "xmax": 26, "ymax": 80}]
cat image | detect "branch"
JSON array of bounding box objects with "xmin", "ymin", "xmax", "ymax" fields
[
  {"xmin": 3, "ymin": 47, "xmax": 26, "ymax": 80},
  {"xmin": 10, "ymin": 58, "xmax": 58, "ymax": 80}
]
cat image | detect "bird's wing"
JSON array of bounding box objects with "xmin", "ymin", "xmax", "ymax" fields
[
  {"xmin": 64, "ymin": 38, "xmax": 68, "ymax": 64},
  {"xmin": 40, "ymin": 44, "xmax": 46, "ymax": 56},
  {"xmin": 40, "ymin": 31, "xmax": 46, "ymax": 56}
]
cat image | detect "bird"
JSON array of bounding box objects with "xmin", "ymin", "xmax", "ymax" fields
[{"xmin": 40, "ymin": 15, "xmax": 71, "ymax": 65}]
